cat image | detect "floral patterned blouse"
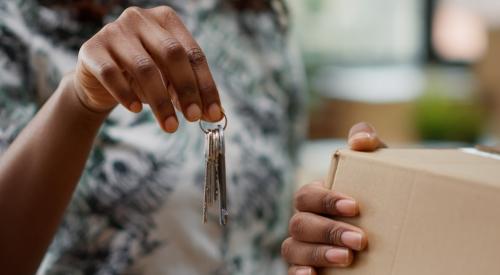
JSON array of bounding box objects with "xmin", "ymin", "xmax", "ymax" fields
[{"xmin": 0, "ymin": 0, "xmax": 307, "ymax": 274}]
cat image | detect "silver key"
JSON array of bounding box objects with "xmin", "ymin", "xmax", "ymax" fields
[
  {"xmin": 203, "ymin": 129, "xmax": 217, "ymax": 223},
  {"xmin": 200, "ymin": 115, "xmax": 228, "ymax": 226},
  {"xmin": 210, "ymin": 129, "xmax": 218, "ymax": 205},
  {"xmin": 202, "ymin": 130, "xmax": 210, "ymax": 223},
  {"xmin": 217, "ymin": 125, "xmax": 228, "ymax": 225}
]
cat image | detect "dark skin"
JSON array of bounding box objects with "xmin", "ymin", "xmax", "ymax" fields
[{"xmin": 0, "ymin": 5, "xmax": 385, "ymax": 275}]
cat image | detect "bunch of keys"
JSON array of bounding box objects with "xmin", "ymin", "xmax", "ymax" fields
[{"xmin": 199, "ymin": 114, "xmax": 228, "ymax": 226}]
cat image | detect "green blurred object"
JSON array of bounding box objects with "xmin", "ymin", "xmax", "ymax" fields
[{"xmin": 416, "ymin": 91, "xmax": 484, "ymax": 143}]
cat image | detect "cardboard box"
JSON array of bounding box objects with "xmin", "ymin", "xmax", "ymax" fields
[{"xmin": 322, "ymin": 149, "xmax": 500, "ymax": 275}]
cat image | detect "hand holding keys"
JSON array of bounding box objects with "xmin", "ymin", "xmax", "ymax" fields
[{"xmin": 200, "ymin": 115, "xmax": 228, "ymax": 226}]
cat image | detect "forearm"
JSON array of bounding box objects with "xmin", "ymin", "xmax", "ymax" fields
[{"xmin": 0, "ymin": 75, "xmax": 108, "ymax": 274}]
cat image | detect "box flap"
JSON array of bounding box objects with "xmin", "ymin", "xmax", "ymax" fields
[
  {"xmin": 334, "ymin": 149, "xmax": 500, "ymax": 188},
  {"xmin": 324, "ymin": 150, "xmax": 341, "ymax": 190}
]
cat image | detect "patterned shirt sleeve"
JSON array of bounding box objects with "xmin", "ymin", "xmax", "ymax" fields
[{"xmin": 0, "ymin": 2, "xmax": 38, "ymax": 155}]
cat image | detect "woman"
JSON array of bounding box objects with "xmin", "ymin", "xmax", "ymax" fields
[{"xmin": 0, "ymin": 1, "xmax": 383, "ymax": 274}]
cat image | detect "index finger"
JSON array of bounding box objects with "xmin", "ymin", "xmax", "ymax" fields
[
  {"xmin": 294, "ymin": 181, "xmax": 359, "ymax": 217},
  {"xmin": 147, "ymin": 6, "xmax": 223, "ymax": 122}
]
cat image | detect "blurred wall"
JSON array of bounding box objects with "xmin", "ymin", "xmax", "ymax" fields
[{"xmin": 288, "ymin": 0, "xmax": 500, "ymax": 144}]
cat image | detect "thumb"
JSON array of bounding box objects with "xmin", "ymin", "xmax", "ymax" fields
[{"xmin": 348, "ymin": 122, "xmax": 386, "ymax": 152}]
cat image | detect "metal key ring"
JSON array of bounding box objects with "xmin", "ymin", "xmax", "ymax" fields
[{"xmin": 199, "ymin": 113, "xmax": 228, "ymax": 134}]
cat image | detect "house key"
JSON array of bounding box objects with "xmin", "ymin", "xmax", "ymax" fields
[{"xmin": 200, "ymin": 114, "xmax": 228, "ymax": 226}]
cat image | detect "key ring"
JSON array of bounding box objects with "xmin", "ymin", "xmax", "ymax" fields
[{"xmin": 199, "ymin": 113, "xmax": 228, "ymax": 134}]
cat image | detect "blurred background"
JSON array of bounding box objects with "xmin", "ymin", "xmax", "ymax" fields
[{"xmin": 288, "ymin": 0, "xmax": 500, "ymax": 183}]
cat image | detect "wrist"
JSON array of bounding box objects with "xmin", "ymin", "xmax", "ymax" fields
[
  {"xmin": 70, "ymin": 70, "xmax": 118, "ymax": 114},
  {"xmin": 58, "ymin": 73, "xmax": 110, "ymax": 124}
]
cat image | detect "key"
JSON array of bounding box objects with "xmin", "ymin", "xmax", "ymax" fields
[
  {"xmin": 217, "ymin": 125, "xmax": 228, "ymax": 225},
  {"xmin": 203, "ymin": 130, "xmax": 210, "ymax": 223},
  {"xmin": 199, "ymin": 114, "xmax": 228, "ymax": 226},
  {"xmin": 210, "ymin": 129, "xmax": 217, "ymax": 205},
  {"xmin": 215, "ymin": 129, "xmax": 220, "ymax": 203},
  {"xmin": 207, "ymin": 130, "xmax": 212, "ymax": 208}
]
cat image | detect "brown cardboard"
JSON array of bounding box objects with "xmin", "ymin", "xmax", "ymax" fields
[{"xmin": 322, "ymin": 149, "xmax": 500, "ymax": 275}]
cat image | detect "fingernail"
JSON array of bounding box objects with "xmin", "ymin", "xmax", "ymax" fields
[
  {"xmin": 208, "ymin": 103, "xmax": 222, "ymax": 121},
  {"xmin": 186, "ymin": 104, "xmax": 202, "ymax": 121},
  {"xmin": 296, "ymin": 267, "xmax": 312, "ymax": 275},
  {"xmin": 341, "ymin": 231, "xmax": 364, "ymax": 251},
  {"xmin": 335, "ymin": 199, "xmax": 358, "ymax": 216},
  {"xmin": 325, "ymin": 248, "xmax": 350, "ymax": 264},
  {"xmin": 164, "ymin": 116, "xmax": 178, "ymax": 132},
  {"xmin": 348, "ymin": 132, "xmax": 372, "ymax": 146},
  {"xmin": 129, "ymin": 101, "xmax": 142, "ymax": 113}
]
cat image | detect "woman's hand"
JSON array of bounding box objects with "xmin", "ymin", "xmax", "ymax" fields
[
  {"xmin": 74, "ymin": 6, "xmax": 222, "ymax": 133},
  {"xmin": 283, "ymin": 122, "xmax": 384, "ymax": 275},
  {"xmin": 283, "ymin": 182, "xmax": 367, "ymax": 275}
]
